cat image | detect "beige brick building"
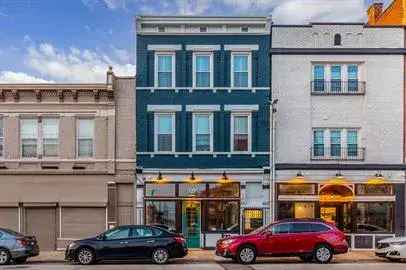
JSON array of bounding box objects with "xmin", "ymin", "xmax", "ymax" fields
[{"xmin": 0, "ymin": 68, "xmax": 135, "ymax": 250}]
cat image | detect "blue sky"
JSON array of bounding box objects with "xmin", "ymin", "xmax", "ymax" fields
[{"xmin": 0, "ymin": 0, "xmax": 389, "ymax": 83}]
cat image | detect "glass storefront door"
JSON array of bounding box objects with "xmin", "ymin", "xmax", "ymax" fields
[
  {"xmin": 182, "ymin": 201, "xmax": 201, "ymax": 248},
  {"xmin": 320, "ymin": 206, "xmax": 337, "ymax": 224}
]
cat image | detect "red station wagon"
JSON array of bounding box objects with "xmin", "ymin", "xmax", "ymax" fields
[{"xmin": 216, "ymin": 218, "xmax": 348, "ymax": 264}]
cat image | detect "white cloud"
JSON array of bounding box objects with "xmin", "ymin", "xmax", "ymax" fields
[
  {"xmin": 0, "ymin": 71, "xmax": 53, "ymax": 83},
  {"xmin": 94, "ymin": 0, "xmax": 366, "ymax": 23},
  {"xmin": 25, "ymin": 42, "xmax": 135, "ymax": 83}
]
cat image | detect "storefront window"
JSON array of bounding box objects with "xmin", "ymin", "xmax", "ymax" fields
[
  {"xmin": 244, "ymin": 209, "xmax": 263, "ymax": 234},
  {"xmin": 278, "ymin": 202, "xmax": 315, "ymax": 220},
  {"xmin": 145, "ymin": 183, "xmax": 176, "ymax": 197},
  {"xmin": 179, "ymin": 183, "xmax": 206, "ymax": 197},
  {"xmin": 208, "ymin": 183, "xmax": 239, "ymax": 198},
  {"xmin": 145, "ymin": 201, "xmax": 176, "ymax": 231},
  {"xmin": 278, "ymin": 184, "xmax": 316, "ymax": 195},
  {"xmin": 355, "ymin": 202, "xmax": 393, "ymax": 233},
  {"xmin": 206, "ymin": 201, "xmax": 239, "ymax": 233},
  {"xmin": 356, "ymin": 184, "xmax": 393, "ymax": 195}
]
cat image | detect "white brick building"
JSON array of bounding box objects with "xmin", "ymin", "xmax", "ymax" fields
[{"xmin": 271, "ymin": 23, "xmax": 406, "ymax": 249}]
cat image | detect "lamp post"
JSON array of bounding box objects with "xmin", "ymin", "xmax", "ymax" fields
[{"xmin": 270, "ymin": 99, "xmax": 278, "ymax": 222}]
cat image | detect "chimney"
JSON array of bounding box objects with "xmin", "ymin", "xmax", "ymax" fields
[{"xmin": 367, "ymin": 2, "xmax": 384, "ymax": 25}]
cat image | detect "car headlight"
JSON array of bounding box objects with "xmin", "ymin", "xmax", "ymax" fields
[
  {"xmin": 222, "ymin": 239, "xmax": 235, "ymax": 246},
  {"xmin": 68, "ymin": 242, "xmax": 78, "ymax": 249}
]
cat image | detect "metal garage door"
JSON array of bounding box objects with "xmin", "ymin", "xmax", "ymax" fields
[
  {"xmin": 117, "ymin": 184, "xmax": 133, "ymax": 225},
  {"xmin": 25, "ymin": 208, "xmax": 56, "ymax": 251},
  {"xmin": 0, "ymin": 207, "xmax": 19, "ymax": 231},
  {"xmin": 61, "ymin": 207, "xmax": 106, "ymax": 239}
]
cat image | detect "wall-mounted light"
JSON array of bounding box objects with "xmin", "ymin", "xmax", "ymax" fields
[
  {"xmin": 219, "ymin": 171, "xmax": 229, "ymax": 183},
  {"xmin": 367, "ymin": 172, "xmax": 386, "ymax": 185},
  {"xmin": 288, "ymin": 172, "xmax": 306, "ymax": 184},
  {"xmin": 155, "ymin": 171, "xmax": 164, "ymax": 182}
]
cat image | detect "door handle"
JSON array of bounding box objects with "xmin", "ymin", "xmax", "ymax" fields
[
  {"xmin": 119, "ymin": 241, "xmax": 128, "ymax": 244},
  {"xmin": 146, "ymin": 240, "xmax": 155, "ymax": 243}
]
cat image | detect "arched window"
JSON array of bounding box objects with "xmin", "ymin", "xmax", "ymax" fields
[{"xmin": 334, "ymin": 34, "xmax": 342, "ymax": 46}]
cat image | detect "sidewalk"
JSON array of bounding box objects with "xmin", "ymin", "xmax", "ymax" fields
[{"xmin": 28, "ymin": 249, "xmax": 384, "ymax": 264}]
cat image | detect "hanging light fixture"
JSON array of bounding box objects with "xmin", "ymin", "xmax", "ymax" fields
[
  {"xmin": 155, "ymin": 171, "xmax": 164, "ymax": 182},
  {"xmin": 219, "ymin": 171, "xmax": 229, "ymax": 183},
  {"xmin": 367, "ymin": 172, "xmax": 386, "ymax": 185},
  {"xmin": 288, "ymin": 172, "xmax": 306, "ymax": 184}
]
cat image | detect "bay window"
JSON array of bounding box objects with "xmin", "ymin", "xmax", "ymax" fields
[
  {"xmin": 231, "ymin": 113, "xmax": 251, "ymax": 152},
  {"xmin": 154, "ymin": 113, "xmax": 175, "ymax": 152},
  {"xmin": 193, "ymin": 113, "xmax": 212, "ymax": 152},
  {"xmin": 77, "ymin": 119, "xmax": 94, "ymax": 158},
  {"xmin": 232, "ymin": 53, "xmax": 251, "ymax": 88}
]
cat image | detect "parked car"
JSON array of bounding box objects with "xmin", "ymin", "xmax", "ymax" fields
[
  {"xmin": 216, "ymin": 218, "xmax": 348, "ymax": 264},
  {"xmin": 0, "ymin": 228, "xmax": 39, "ymax": 265},
  {"xmin": 375, "ymin": 236, "xmax": 406, "ymax": 262},
  {"xmin": 65, "ymin": 225, "xmax": 187, "ymax": 265}
]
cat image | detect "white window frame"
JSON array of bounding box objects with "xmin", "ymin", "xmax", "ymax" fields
[
  {"xmin": 76, "ymin": 118, "xmax": 95, "ymax": 159},
  {"xmin": 192, "ymin": 52, "xmax": 213, "ymax": 89},
  {"xmin": 41, "ymin": 118, "xmax": 59, "ymax": 158},
  {"xmin": 312, "ymin": 128, "xmax": 361, "ymax": 156},
  {"xmin": 192, "ymin": 112, "xmax": 213, "ymax": 153},
  {"xmin": 154, "ymin": 52, "xmax": 176, "ymax": 89},
  {"xmin": 19, "ymin": 117, "xmax": 59, "ymax": 159},
  {"xmin": 231, "ymin": 52, "xmax": 252, "ymax": 88},
  {"xmin": 230, "ymin": 112, "xmax": 252, "ymax": 153},
  {"xmin": 154, "ymin": 112, "xmax": 176, "ymax": 153}
]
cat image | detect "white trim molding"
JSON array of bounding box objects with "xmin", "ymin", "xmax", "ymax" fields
[
  {"xmin": 186, "ymin": 105, "xmax": 220, "ymax": 112},
  {"xmin": 154, "ymin": 52, "xmax": 176, "ymax": 89},
  {"xmin": 147, "ymin": 105, "xmax": 182, "ymax": 112},
  {"xmin": 224, "ymin": 104, "xmax": 259, "ymax": 111},
  {"xmin": 224, "ymin": 44, "xmax": 259, "ymax": 51},
  {"xmin": 147, "ymin": 44, "xmax": 182, "ymax": 51},
  {"xmin": 186, "ymin": 45, "xmax": 221, "ymax": 51}
]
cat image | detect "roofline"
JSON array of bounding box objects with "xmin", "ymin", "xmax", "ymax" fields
[
  {"xmin": 136, "ymin": 15, "xmax": 271, "ymax": 19},
  {"xmin": 272, "ymin": 22, "xmax": 405, "ymax": 29}
]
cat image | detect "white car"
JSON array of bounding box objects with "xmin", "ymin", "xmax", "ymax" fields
[{"xmin": 375, "ymin": 236, "xmax": 406, "ymax": 262}]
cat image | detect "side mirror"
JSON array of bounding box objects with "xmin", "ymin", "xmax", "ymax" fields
[
  {"xmin": 264, "ymin": 231, "xmax": 272, "ymax": 238},
  {"xmin": 96, "ymin": 234, "xmax": 105, "ymax": 241}
]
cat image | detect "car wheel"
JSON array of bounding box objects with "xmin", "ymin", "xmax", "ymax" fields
[
  {"xmin": 313, "ymin": 244, "xmax": 333, "ymax": 264},
  {"xmin": 300, "ymin": 254, "xmax": 314, "ymax": 263},
  {"xmin": 14, "ymin": 257, "xmax": 27, "ymax": 264},
  {"xmin": 0, "ymin": 248, "xmax": 11, "ymax": 265},
  {"xmin": 152, "ymin": 248, "xmax": 169, "ymax": 264},
  {"xmin": 76, "ymin": 247, "xmax": 95, "ymax": 265},
  {"xmin": 236, "ymin": 245, "xmax": 257, "ymax": 264}
]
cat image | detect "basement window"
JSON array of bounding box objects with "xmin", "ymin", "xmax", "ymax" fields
[
  {"xmin": 158, "ymin": 26, "xmax": 165, "ymax": 33},
  {"xmin": 241, "ymin": 26, "xmax": 249, "ymax": 32},
  {"xmin": 199, "ymin": 26, "xmax": 208, "ymax": 33},
  {"xmin": 334, "ymin": 34, "xmax": 342, "ymax": 46}
]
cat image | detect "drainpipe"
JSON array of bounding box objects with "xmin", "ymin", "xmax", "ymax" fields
[{"xmin": 270, "ymin": 99, "xmax": 278, "ymax": 222}]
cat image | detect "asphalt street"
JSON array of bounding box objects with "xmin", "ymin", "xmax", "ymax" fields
[{"xmin": 1, "ymin": 262, "xmax": 406, "ymax": 270}]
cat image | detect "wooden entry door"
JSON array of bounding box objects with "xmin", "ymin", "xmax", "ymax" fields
[
  {"xmin": 182, "ymin": 201, "xmax": 201, "ymax": 248},
  {"xmin": 25, "ymin": 207, "xmax": 56, "ymax": 251}
]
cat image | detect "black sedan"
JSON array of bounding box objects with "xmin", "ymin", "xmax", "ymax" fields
[{"xmin": 65, "ymin": 225, "xmax": 187, "ymax": 265}]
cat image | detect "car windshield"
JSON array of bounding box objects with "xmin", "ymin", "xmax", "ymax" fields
[{"xmin": 0, "ymin": 228, "xmax": 23, "ymax": 237}]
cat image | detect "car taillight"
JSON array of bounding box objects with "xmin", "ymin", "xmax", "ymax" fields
[
  {"xmin": 17, "ymin": 239, "xmax": 29, "ymax": 246},
  {"xmin": 174, "ymin": 237, "xmax": 185, "ymax": 244}
]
